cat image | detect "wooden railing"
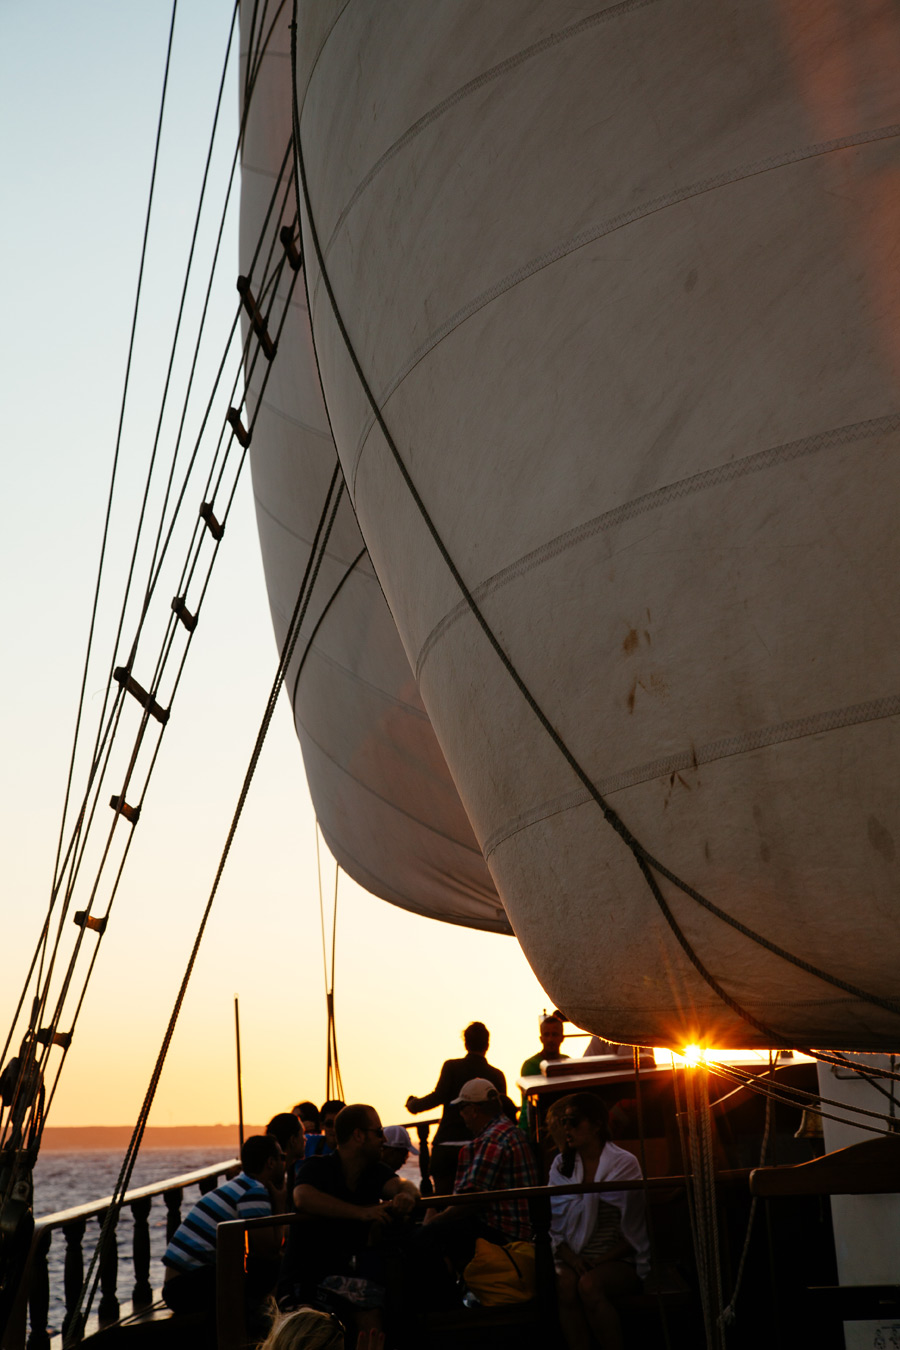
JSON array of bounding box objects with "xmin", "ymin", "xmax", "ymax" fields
[{"xmin": 12, "ymin": 1159, "xmax": 238, "ymax": 1350}]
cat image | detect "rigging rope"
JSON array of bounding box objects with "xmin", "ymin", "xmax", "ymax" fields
[
  {"xmin": 9, "ymin": 7, "xmax": 294, "ymax": 1087},
  {"xmin": 3, "ymin": 155, "xmax": 299, "ymax": 1162},
  {"xmin": 315, "ymin": 823, "xmax": 345, "ymax": 1103},
  {"xmin": 287, "ymin": 3, "xmax": 900, "ymax": 1042},
  {"xmin": 68, "ymin": 460, "xmax": 346, "ymax": 1344},
  {"xmin": 38, "ymin": 244, "xmax": 303, "ymax": 1134},
  {"xmin": 703, "ymin": 1059, "xmax": 897, "ymax": 1136},
  {"xmin": 717, "ymin": 1056, "xmax": 773, "ymax": 1334}
]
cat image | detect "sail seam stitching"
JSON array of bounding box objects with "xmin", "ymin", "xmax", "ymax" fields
[
  {"xmin": 290, "ymin": 10, "xmax": 900, "ymax": 1035},
  {"xmin": 482, "ymin": 693, "xmax": 900, "ymax": 859},
  {"xmin": 318, "ymin": 0, "xmax": 663, "ymax": 268},
  {"xmin": 317, "ymin": 819, "xmax": 510, "ymax": 930},
  {"xmin": 415, "ymin": 411, "xmax": 900, "ymax": 680},
  {"xmin": 293, "ymin": 646, "xmax": 430, "ymax": 721},
  {"xmin": 295, "ymin": 717, "xmax": 500, "ymax": 855},
  {"xmin": 348, "ymin": 120, "xmax": 900, "ymax": 494}
]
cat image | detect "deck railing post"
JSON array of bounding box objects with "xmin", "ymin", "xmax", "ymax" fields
[
  {"xmin": 96, "ymin": 1209, "xmax": 119, "ymax": 1324},
  {"xmin": 129, "ymin": 1197, "xmax": 153, "ymax": 1306},
  {"xmin": 415, "ymin": 1124, "xmax": 433, "ymax": 1197},
  {"xmin": 163, "ymin": 1188, "xmax": 182, "ymax": 1244},
  {"xmin": 216, "ymin": 1219, "xmax": 247, "ymax": 1350},
  {"xmin": 61, "ymin": 1217, "xmax": 86, "ymax": 1341},
  {"xmin": 25, "ymin": 1228, "xmax": 51, "ymax": 1350}
]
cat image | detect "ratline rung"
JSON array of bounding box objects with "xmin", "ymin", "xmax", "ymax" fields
[
  {"xmin": 113, "ymin": 667, "xmax": 169, "ymax": 725},
  {"xmin": 171, "ymin": 595, "xmax": 197, "ymax": 632},
  {"xmin": 200, "ymin": 502, "xmax": 224, "ymax": 540},
  {"xmin": 36, "ymin": 1028, "xmax": 72, "ymax": 1050},
  {"xmin": 227, "ymin": 407, "xmax": 252, "ymax": 448},
  {"xmin": 280, "ymin": 225, "xmax": 302, "ymax": 272},
  {"xmin": 236, "ymin": 275, "xmax": 276, "ymax": 359},
  {"xmin": 74, "ymin": 911, "xmax": 107, "ymax": 935},
  {"xmin": 109, "ymin": 794, "xmax": 140, "ymax": 825}
]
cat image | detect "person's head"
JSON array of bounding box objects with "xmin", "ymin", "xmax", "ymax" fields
[
  {"xmin": 335, "ymin": 1103, "xmax": 384, "ymax": 1162},
  {"xmin": 545, "ymin": 1094, "xmax": 577, "ymax": 1152},
  {"xmin": 452, "ymin": 1078, "xmax": 502, "ymax": 1136},
  {"xmin": 539, "ymin": 1014, "xmax": 565, "ymax": 1058},
  {"xmin": 320, "ymin": 1099, "xmax": 344, "ymax": 1149},
  {"xmin": 381, "ymin": 1124, "xmax": 418, "ymax": 1173},
  {"xmin": 292, "ymin": 1101, "xmax": 321, "ymax": 1133},
  {"xmin": 556, "ymin": 1093, "xmax": 612, "ymax": 1176},
  {"xmin": 258, "ymin": 1308, "xmax": 345, "ymax": 1350},
  {"xmin": 463, "ymin": 1021, "xmax": 489, "ymax": 1055},
  {"xmin": 241, "ymin": 1133, "xmax": 285, "ymax": 1189},
  {"xmin": 267, "ymin": 1112, "xmax": 304, "ymax": 1164}
]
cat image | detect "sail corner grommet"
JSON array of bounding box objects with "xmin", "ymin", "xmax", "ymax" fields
[{"xmin": 109, "ymin": 794, "xmax": 140, "ymax": 825}]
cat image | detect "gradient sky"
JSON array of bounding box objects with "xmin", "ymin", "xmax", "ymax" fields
[{"xmin": 0, "ymin": 2, "xmax": 561, "ymax": 1132}]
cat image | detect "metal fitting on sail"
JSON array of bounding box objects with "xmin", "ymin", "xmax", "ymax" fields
[
  {"xmin": 113, "ymin": 667, "xmax": 169, "ymax": 725},
  {"xmin": 236, "ymin": 275, "xmax": 276, "ymax": 359}
]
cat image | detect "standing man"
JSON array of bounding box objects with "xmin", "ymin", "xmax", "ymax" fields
[
  {"xmin": 163, "ymin": 1134, "xmax": 285, "ymax": 1320},
  {"xmin": 420, "ymin": 1079, "xmax": 539, "ymax": 1268},
  {"xmin": 519, "ymin": 1012, "xmax": 569, "ymax": 1137},
  {"xmin": 405, "ymin": 1021, "xmax": 507, "ymax": 1193}
]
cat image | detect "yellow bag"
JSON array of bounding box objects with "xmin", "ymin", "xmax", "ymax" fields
[{"xmin": 463, "ymin": 1238, "xmax": 536, "ymax": 1305}]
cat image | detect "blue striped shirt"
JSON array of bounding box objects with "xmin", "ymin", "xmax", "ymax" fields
[{"xmin": 163, "ymin": 1172, "xmax": 271, "ymax": 1272}]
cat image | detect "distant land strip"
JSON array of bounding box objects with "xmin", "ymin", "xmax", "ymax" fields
[{"xmin": 39, "ymin": 1125, "xmax": 262, "ymax": 1151}]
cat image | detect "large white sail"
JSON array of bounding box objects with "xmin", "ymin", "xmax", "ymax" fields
[
  {"xmin": 238, "ymin": 7, "xmax": 508, "ymax": 933},
  {"xmin": 289, "ymin": 0, "xmax": 900, "ymax": 1047}
]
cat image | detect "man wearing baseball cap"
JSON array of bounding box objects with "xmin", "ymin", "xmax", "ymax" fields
[{"xmin": 419, "ymin": 1077, "xmax": 539, "ymax": 1268}]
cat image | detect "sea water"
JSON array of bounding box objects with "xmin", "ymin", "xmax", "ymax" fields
[
  {"xmin": 31, "ymin": 1147, "xmax": 422, "ymax": 1337},
  {"xmin": 33, "ymin": 1147, "xmax": 232, "ymax": 1336}
]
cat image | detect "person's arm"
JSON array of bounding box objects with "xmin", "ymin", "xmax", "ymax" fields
[
  {"xmin": 407, "ymin": 1060, "xmax": 454, "ymax": 1113},
  {"xmin": 295, "ymin": 1183, "xmax": 387, "ymax": 1224},
  {"xmin": 382, "ymin": 1175, "xmax": 419, "ymax": 1216}
]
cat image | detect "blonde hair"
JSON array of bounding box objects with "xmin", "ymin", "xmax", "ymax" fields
[{"xmin": 258, "ymin": 1309, "xmax": 344, "ymax": 1350}]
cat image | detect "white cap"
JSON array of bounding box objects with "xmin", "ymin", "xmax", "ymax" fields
[
  {"xmin": 383, "ymin": 1125, "xmax": 418, "ymax": 1155},
  {"xmin": 451, "ymin": 1078, "xmax": 501, "ymax": 1106}
]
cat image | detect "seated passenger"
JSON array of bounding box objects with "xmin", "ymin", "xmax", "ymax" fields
[
  {"xmin": 162, "ymin": 1134, "xmax": 285, "ymax": 1324},
  {"xmin": 549, "ymin": 1093, "xmax": 650, "ymax": 1350},
  {"xmin": 305, "ymin": 1099, "xmax": 345, "ymax": 1158},
  {"xmin": 267, "ymin": 1111, "xmax": 306, "ymax": 1188},
  {"xmin": 418, "ymin": 1079, "xmax": 538, "ymax": 1269},
  {"xmin": 293, "ymin": 1101, "xmax": 321, "ymax": 1134},
  {"xmin": 281, "ymin": 1103, "xmax": 418, "ymax": 1336},
  {"xmin": 381, "ymin": 1125, "xmax": 418, "ymax": 1174}
]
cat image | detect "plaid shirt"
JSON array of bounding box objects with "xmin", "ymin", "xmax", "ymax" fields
[{"xmin": 454, "ymin": 1115, "xmax": 539, "ymax": 1240}]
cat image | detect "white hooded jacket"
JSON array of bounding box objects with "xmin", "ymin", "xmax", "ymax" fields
[{"xmin": 548, "ymin": 1142, "xmax": 650, "ymax": 1280}]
